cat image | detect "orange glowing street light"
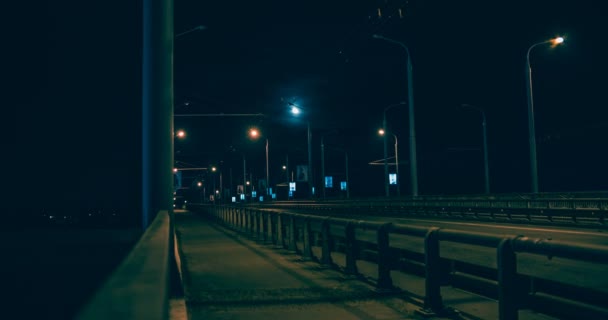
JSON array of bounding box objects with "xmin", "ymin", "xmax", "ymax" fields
[
  {"xmin": 378, "ymin": 128, "xmax": 399, "ymax": 197},
  {"xmin": 551, "ymin": 36, "xmax": 564, "ymax": 45},
  {"xmin": 248, "ymin": 128, "xmax": 259, "ymax": 138},
  {"xmin": 248, "ymin": 128, "xmax": 270, "ymax": 197},
  {"xmin": 175, "ymin": 129, "xmax": 186, "ymax": 139},
  {"xmin": 525, "ymin": 36, "xmax": 565, "ymax": 193}
]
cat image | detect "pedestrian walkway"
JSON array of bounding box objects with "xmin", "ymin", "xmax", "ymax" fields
[{"xmin": 173, "ymin": 211, "xmax": 555, "ymax": 320}]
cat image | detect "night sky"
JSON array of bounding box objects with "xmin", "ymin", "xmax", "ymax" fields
[{"xmin": 11, "ymin": 0, "xmax": 607, "ymax": 219}]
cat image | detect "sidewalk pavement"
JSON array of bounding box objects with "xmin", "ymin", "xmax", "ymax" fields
[{"xmin": 173, "ymin": 211, "xmax": 555, "ymax": 320}]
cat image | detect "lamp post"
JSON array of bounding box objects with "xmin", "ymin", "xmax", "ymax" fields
[
  {"xmin": 265, "ymin": 138, "xmax": 269, "ymax": 197},
  {"xmin": 320, "ymin": 130, "xmax": 340, "ymax": 199},
  {"xmin": 372, "ymin": 34, "xmax": 419, "ymax": 197},
  {"xmin": 381, "ymin": 102, "xmax": 406, "ymax": 197},
  {"xmin": 211, "ymin": 166, "xmax": 217, "ymax": 204},
  {"xmin": 321, "ymin": 136, "xmax": 326, "ymax": 199},
  {"xmin": 249, "ymin": 128, "xmax": 270, "ymax": 198},
  {"xmin": 379, "ymin": 129, "xmax": 400, "ymax": 197},
  {"xmin": 461, "ymin": 104, "xmax": 490, "ymax": 194},
  {"xmin": 525, "ymin": 36, "xmax": 564, "ymax": 193},
  {"xmin": 345, "ymin": 151, "xmax": 350, "ymax": 199},
  {"xmin": 288, "ymin": 102, "xmax": 313, "ymax": 197}
]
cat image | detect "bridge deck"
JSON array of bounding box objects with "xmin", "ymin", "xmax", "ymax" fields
[{"xmin": 174, "ymin": 210, "xmax": 552, "ymax": 320}]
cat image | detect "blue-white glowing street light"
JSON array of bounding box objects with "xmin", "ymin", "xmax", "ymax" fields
[{"xmin": 287, "ymin": 102, "xmax": 313, "ymax": 197}]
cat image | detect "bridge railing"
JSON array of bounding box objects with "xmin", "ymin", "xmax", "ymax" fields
[
  {"xmin": 197, "ymin": 204, "xmax": 608, "ymax": 320},
  {"xmin": 76, "ymin": 210, "xmax": 174, "ymax": 320},
  {"xmin": 260, "ymin": 198, "xmax": 608, "ymax": 227}
]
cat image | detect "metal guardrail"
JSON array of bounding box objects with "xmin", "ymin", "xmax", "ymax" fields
[
  {"xmin": 260, "ymin": 198, "xmax": 608, "ymax": 227},
  {"xmin": 201, "ymin": 204, "xmax": 608, "ymax": 320},
  {"xmin": 76, "ymin": 211, "xmax": 173, "ymax": 320}
]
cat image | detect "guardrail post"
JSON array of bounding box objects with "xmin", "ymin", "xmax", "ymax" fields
[
  {"xmin": 259, "ymin": 210, "xmax": 265, "ymax": 241},
  {"xmin": 498, "ymin": 237, "xmax": 518, "ymax": 320},
  {"xmin": 267, "ymin": 211, "xmax": 274, "ymax": 244},
  {"xmin": 253, "ymin": 210, "xmax": 259, "ymax": 238},
  {"xmin": 302, "ymin": 217, "xmax": 314, "ymax": 260},
  {"xmin": 344, "ymin": 221, "xmax": 358, "ymax": 275},
  {"xmin": 276, "ymin": 212, "xmax": 285, "ymax": 248},
  {"xmin": 247, "ymin": 209, "xmax": 253, "ymax": 235},
  {"xmin": 376, "ymin": 223, "xmax": 393, "ymax": 291},
  {"xmin": 423, "ymin": 227, "xmax": 444, "ymax": 313},
  {"xmin": 241, "ymin": 208, "xmax": 247, "ymax": 232},
  {"xmin": 320, "ymin": 218, "xmax": 333, "ymax": 266},
  {"xmin": 288, "ymin": 215, "xmax": 298, "ymax": 252}
]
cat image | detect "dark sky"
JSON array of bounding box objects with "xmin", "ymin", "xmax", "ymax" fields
[{"xmin": 10, "ymin": 0, "xmax": 607, "ymax": 214}]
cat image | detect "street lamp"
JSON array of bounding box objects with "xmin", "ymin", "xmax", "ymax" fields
[
  {"xmin": 461, "ymin": 104, "xmax": 490, "ymax": 194},
  {"xmin": 378, "ymin": 129, "xmax": 400, "ymax": 197},
  {"xmin": 525, "ymin": 36, "xmax": 564, "ymax": 193},
  {"xmin": 210, "ymin": 166, "xmax": 217, "ymax": 203},
  {"xmin": 196, "ymin": 181, "xmax": 203, "ymax": 203},
  {"xmin": 249, "ymin": 128, "xmax": 270, "ymax": 198},
  {"xmin": 372, "ymin": 34, "xmax": 419, "ymax": 197},
  {"xmin": 287, "ymin": 102, "xmax": 313, "ymax": 197},
  {"xmin": 380, "ymin": 102, "xmax": 406, "ymax": 197},
  {"xmin": 175, "ymin": 129, "xmax": 186, "ymax": 139},
  {"xmin": 320, "ymin": 130, "xmax": 340, "ymax": 199}
]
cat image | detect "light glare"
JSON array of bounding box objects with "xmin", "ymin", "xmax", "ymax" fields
[{"xmin": 249, "ymin": 128, "xmax": 259, "ymax": 138}]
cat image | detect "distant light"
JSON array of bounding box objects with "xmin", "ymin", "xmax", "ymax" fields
[
  {"xmin": 212, "ymin": 167, "xmax": 217, "ymax": 172},
  {"xmin": 249, "ymin": 128, "xmax": 259, "ymax": 138},
  {"xmin": 173, "ymin": 168, "xmax": 178, "ymax": 173},
  {"xmin": 291, "ymin": 106, "xmax": 301, "ymax": 115},
  {"xmin": 197, "ymin": 181, "xmax": 202, "ymax": 187},
  {"xmin": 215, "ymin": 190, "xmax": 219, "ymax": 194},
  {"xmin": 176, "ymin": 130, "xmax": 186, "ymax": 139},
  {"xmin": 378, "ymin": 129, "xmax": 386, "ymax": 136},
  {"xmin": 282, "ymin": 165, "xmax": 287, "ymax": 170},
  {"xmin": 554, "ymin": 37, "xmax": 564, "ymax": 44}
]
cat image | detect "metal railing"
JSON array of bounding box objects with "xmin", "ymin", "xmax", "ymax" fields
[
  {"xmin": 201, "ymin": 204, "xmax": 608, "ymax": 320},
  {"xmin": 260, "ymin": 198, "xmax": 608, "ymax": 227}
]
